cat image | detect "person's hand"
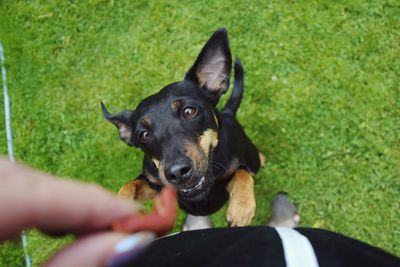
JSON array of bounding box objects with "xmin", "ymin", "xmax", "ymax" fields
[{"xmin": 0, "ymin": 158, "xmax": 177, "ymax": 266}]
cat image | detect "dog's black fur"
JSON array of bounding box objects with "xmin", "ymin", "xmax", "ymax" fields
[{"xmin": 102, "ymin": 29, "xmax": 261, "ymax": 218}]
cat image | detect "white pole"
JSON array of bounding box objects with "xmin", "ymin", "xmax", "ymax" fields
[{"xmin": 1, "ymin": 42, "xmax": 32, "ymax": 267}]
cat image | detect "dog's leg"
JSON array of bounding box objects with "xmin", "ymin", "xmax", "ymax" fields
[
  {"xmin": 226, "ymin": 169, "xmax": 256, "ymax": 226},
  {"xmin": 118, "ymin": 177, "xmax": 158, "ymax": 201}
]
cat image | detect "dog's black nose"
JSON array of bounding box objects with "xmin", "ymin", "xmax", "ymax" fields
[{"xmin": 165, "ymin": 161, "xmax": 193, "ymax": 184}]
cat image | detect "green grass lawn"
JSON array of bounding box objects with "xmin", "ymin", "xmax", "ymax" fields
[{"xmin": 1, "ymin": 0, "xmax": 399, "ymax": 265}]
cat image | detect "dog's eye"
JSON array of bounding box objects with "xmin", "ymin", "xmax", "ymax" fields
[
  {"xmin": 138, "ymin": 131, "xmax": 151, "ymax": 143},
  {"xmin": 182, "ymin": 106, "xmax": 197, "ymax": 119}
]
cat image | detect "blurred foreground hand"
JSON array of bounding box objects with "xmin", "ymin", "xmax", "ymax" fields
[{"xmin": 0, "ymin": 158, "xmax": 177, "ymax": 267}]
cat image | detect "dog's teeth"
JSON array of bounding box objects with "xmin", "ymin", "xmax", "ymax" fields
[{"xmin": 182, "ymin": 176, "xmax": 205, "ymax": 194}]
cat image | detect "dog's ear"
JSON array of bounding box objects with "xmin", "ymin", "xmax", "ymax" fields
[
  {"xmin": 101, "ymin": 102, "xmax": 137, "ymax": 147},
  {"xmin": 185, "ymin": 28, "xmax": 232, "ymax": 104}
]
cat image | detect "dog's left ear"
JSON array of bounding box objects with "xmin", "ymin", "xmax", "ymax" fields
[
  {"xmin": 185, "ymin": 28, "xmax": 232, "ymax": 104},
  {"xmin": 101, "ymin": 102, "xmax": 137, "ymax": 147}
]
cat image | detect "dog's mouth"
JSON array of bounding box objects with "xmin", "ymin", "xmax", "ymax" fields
[
  {"xmin": 177, "ymin": 175, "xmax": 213, "ymax": 201},
  {"xmin": 181, "ymin": 176, "xmax": 206, "ymax": 194}
]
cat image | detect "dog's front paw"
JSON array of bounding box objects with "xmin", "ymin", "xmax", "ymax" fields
[
  {"xmin": 226, "ymin": 193, "xmax": 256, "ymax": 226},
  {"xmin": 118, "ymin": 180, "xmax": 137, "ymax": 200},
  {"xmin": 118, "ymin": 177, "xmax": 158, "ymax": 201},
  {"xmin": 226, "ymin": 169, "xmax": 256, "ymax": 226}
]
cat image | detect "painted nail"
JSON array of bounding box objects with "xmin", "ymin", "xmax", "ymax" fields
[{"xmin": 106, "ymin": 231, "xmax": 156, "ymax": 267}]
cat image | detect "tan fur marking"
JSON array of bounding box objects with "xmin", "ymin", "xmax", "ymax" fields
[
  {"xmin": 157, "ymin": 163, "xmax": 169, "ymax": 185},
  {"xmin": 117, "ymin": 178, "xmax": 157, "ymax": 201},
  {"xmin": 135, "ymin": 183, "xmax": 158, "ymax": 201},
  {"xmin": 142, "ymin": 116, "xmax": 151, "ymax": 126},
  {"xmin": 171, "ymin": 100, "xmax": 181, "ymax": 112},
  {"xmin": 143, "ymin": 170, "xmax": 162, "ymax": 185},
  {"xmin": 198, "ymin": 129, "xmax": 218, "ymax": 156},
  {"xmin": 184, "ymin": 141, "xmax": 203, "ymax": 171},
  {"xmin": 226, "ymin": 169, "xmax": 256, "ymax": 226},
  {"xmin": 118, "ymin": 179, "xmax": 137, "ymax": 200}
]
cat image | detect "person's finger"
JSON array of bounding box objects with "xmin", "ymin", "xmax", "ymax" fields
[
  {"xmin": 44, "ymin": 231, "xmax": 156, "ymax": 267},
  {"xmin": 32, "ymin": 177, "xmax": 142, "ymax": 235},
  {"xmin": 0, "ymin": 159, "xmax": 141, "ymax": 240},
  {"xmin": 112, "ymin": 187, "xmax": 177, "ymax": 235}
]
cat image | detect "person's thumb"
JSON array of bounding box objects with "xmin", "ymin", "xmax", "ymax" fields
[{"xmin": 44, "ymin": 231, "xmax": 155, "ymax": 267}]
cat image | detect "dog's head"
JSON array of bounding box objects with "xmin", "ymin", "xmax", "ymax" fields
[{"xmin": 102, "ymin": 29, "xmax": 232, "ymax": 202}]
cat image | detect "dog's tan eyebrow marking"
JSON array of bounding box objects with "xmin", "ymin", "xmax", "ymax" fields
[
  {"xmin": 171, "ymin": 100, "xmax": 181, "ymax": 112},
  {"xmin": 142, "ymin": 116, "xmax": 151, "ymax": 126}
]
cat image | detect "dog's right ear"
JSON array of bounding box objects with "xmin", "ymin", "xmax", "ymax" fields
[
  {"xmin": 185, "ymin": 28, "xmax": 232, "ymax": 104},
  {"xmin": 101, "ymin": 102, "xmax": 137, "ymax": 147}
]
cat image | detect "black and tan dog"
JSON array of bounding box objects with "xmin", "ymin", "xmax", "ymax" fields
[{"xmin": 102, "ymin": 29, "xmax": 264, "ymax": 226}]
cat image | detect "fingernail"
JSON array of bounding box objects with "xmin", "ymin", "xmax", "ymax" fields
[{"xmin": 106, "ymin": 231, "xmax": 156, "ymax": 267}]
